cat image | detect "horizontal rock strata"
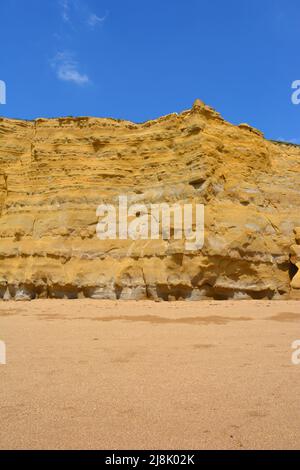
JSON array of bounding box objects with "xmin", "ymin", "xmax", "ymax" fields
[{"xmin": 0, "ymin": 100, "xmax": 300, "ymax": 300}]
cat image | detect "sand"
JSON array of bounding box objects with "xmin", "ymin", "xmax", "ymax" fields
[{"xmin": 0, "ymin": 299, "xmax": 300, "ymax": 450}]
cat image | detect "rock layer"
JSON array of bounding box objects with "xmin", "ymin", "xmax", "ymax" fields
[{"xmin": 0, "ymin": 100, "xmax": 300, "ymax": 300}]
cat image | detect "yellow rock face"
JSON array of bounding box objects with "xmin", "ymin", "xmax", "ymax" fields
[{"xmin": 0, "ymin": 102, "xmax": 300, "ymax": 300}]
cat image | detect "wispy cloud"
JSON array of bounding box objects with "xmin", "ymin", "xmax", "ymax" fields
[
  {"xmin": 87, "ymin": 12, "xmax": 107, "ymax": 28},
  {"xmin": 58, "ymin": 0, "xmax": 107, "ymax": 29},
  {"xmin": 53, "ymin": 1, "xmax": 108, "ymax": 85},
  {"xmin": 51, "ymin": 52, "xmax": 89, "ymax": 85},
  {"xmin": 59, "ymin": 0, "xmax": 70, "ymax": 22}
]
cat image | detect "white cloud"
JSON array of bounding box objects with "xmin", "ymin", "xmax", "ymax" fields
[
  {"xmin": 87, "ymin": 12, "xmax": 107, "ymax": 28},
  {"xmin": 59, "ymin": 0, "xmax": 70, "ymax": 22},
  {"xmin": 51, "ymin": 52, "xmax": 89, "ymax": 85},
  {"xmin": 53, "ymin": 1, "xmax": 107, "ymax": 85},
  {"xmin": 58, "ymin": 0, "xmax": 108, "ymax": 28}
]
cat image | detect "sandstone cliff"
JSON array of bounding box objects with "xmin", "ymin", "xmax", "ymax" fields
[{"xmin": 0, "ymin": 100, "xmax": 299, "ymax": 300}]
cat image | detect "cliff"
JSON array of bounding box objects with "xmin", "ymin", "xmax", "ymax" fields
[{"xmin": 0, "ymin": 100, "xmax": 299, "ymax": 300}]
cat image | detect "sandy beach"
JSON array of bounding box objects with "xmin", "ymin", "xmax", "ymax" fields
[{"xmin": 0, "ymin": 299, "xmax": 299, "ymax": 450}]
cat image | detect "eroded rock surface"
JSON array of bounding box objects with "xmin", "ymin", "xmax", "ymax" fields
[{"xmin": 0, "ymin": 101, "xmax": 300, "ymax": 300}]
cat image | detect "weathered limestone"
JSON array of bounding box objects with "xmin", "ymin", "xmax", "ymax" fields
[{"xmin": 0, "ymin": 101, "xmax": 300, "ymax": 300}]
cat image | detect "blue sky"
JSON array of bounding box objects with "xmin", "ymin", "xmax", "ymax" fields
[{"xmin": 1, "ymin": 0, "xmax": 300, "ymax": 142}]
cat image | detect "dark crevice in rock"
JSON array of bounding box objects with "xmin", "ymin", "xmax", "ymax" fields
[
  {"xmin": 189, "ymin": 178, "xmax": 206, "ymax": 190},
  {"xmin": 289, "ymin": 259, "xmax": 298, "ymax": 281}
]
